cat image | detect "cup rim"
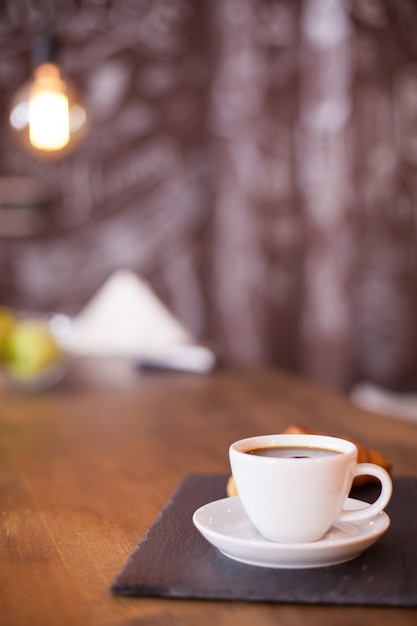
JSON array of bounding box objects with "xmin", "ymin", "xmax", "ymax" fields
[{"xmin": 230, "ymin": 433, "xmax": 357, "ymax": 458}]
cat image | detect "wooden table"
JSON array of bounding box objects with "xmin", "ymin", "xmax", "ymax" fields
[{"xmin": 1, "ymin": 359, "xmax": 417, "ymax": 626}]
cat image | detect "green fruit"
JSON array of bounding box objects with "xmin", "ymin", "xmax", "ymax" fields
[
  {"xmin": 3, "ymin": 319, "xmax": 61, "ymax": 376},
  {"xmin": 0, "ymin": 306, "xmax": 16, "ymax": 359}
]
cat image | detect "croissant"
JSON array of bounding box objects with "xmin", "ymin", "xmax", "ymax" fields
[{"xmin": 226, "ymin": 424, "xmax": 392, "ymax": 497}]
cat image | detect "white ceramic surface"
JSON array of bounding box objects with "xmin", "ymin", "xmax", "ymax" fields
[
  {"xmin": 192, "ymin": 496, "xmax": 390, "ymax": 569},
  {"xmin": 229, "ymin": 434, "xmax": 392, "ymax": 543}
]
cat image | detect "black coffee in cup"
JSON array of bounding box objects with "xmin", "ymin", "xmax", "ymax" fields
[{"xmin": 245, "ymin": 446, "xmax": 342, "ymax": 459}]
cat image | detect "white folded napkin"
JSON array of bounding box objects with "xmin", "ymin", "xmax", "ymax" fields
[{"xmin": 66, "ymin": 269, "xmax": 193, "ymax": 357}]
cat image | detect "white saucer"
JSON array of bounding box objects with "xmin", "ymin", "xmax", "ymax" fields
[{"xmin": 192, "ymin": 496, "xmax": 390, "ymax": 569}]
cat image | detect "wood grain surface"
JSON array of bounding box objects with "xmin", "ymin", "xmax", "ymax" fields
[{"xmin": 1, "ymin": 359, "xmax": 417, "ymax": 626}]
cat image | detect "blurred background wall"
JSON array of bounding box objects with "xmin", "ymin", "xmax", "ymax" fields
[{"xmin": 0, "ymin": 0, "xmax": 417, "ymax": 393}]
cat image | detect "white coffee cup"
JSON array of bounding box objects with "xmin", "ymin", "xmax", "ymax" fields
[{"xmin": 229, "ymin": 433, "xmax": 392, "ymax": 543}]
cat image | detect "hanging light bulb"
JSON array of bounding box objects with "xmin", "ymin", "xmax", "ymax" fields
[
  {"xmin": 9, "ymin": 35, "xmax": 88, "ymax": 159},
  {"xmin": 29, "ymin": 62, "xmax": 70, "ymax": 151}
]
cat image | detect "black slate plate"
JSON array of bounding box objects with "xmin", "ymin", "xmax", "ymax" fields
[{"xmin": 111, "ymin": 474, "xmax": 417, "ymax": 606}]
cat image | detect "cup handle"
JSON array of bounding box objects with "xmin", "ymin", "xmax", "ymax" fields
[{"xmin": 337, "ymin": 463, "xmax": 392, "ymax": 523}]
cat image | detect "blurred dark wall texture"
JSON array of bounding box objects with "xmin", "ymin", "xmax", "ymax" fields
[{"xmin": 1, "ymin": 0, "xmax": 417, "ymax": 393}]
